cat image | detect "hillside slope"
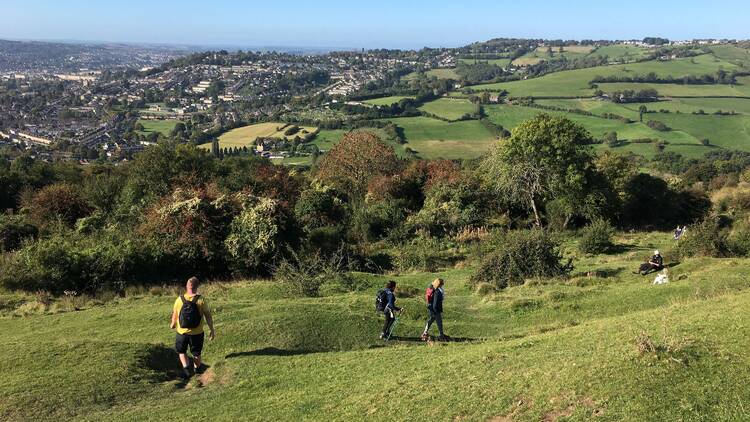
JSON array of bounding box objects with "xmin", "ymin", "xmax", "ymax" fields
[{"xmin": 2, "ymin": 233, "xmax": 750, "ymax": 421}]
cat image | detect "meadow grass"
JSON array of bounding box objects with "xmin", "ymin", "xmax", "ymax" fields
[
  {"xmin": 312, "ymin": 128, "xmax": 401, "ymax": 154},
  {"xmin": 425, "ymin": 68, "xmax": 460, "ymax": 79},
  {"xmin": 418, "ymin": 97, "xmax": 477, "ymax": 121},
  {"xmin": 537, "ymin": 97, "xmax": 750, "ymax": 116},
  {"xmin": 709, "ymin": 44, "xmax": 750, "ymax": 67},
  {"xmin": 483, "ymin": 104, "xmax": 708, "ymax": 158},
  {"xmin": 458, "ymin": 58, "xmax": 512, "ymax": 67},
  {"xmin": 4, "ymin": 232, "xmax": 750, "ymax": 420},
  {"xmin": 596, "ymin": 78, "xmax": 750, "ymax": 98},
  {"xmin": 472, "ymin": 54, "xmax": 742, "ymax": 97},
  {"xmin": 363, "ymin": 96, "xmax": 414, "ymax": 106},
  {"xmin": 199, "ymin": 122, "xmax": 318, "ymax": 150},
  {"xmin": 382, "ymin": 116, "xmax": 496, "ymax": 159},
  {"xmin": 137, "ymin": 119, "xmax": 178, "ymax": 136},
  {"xmin": 590, "ymin": 44, "xmax": 652, "ymax": 62}
]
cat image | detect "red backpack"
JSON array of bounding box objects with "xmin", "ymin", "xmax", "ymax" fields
[{"xmin": 425, "ymin": 286, "xmax": 435, "ymax": 305}]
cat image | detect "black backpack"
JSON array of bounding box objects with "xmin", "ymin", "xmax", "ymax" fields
[
  {"xmin": 375, "ymin": 289, "xmax": 388, "ymax": 312},
  {"xmin": 179, "ymin": 294, "xmax": 202, "ymax": 329}
]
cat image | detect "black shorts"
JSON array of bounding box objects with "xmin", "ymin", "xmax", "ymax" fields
[{"xmin": 175, "ymin": 332, "xmax": 205, "ymax": 356}]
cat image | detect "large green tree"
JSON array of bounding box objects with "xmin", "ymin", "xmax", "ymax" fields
[{"xmin": 480, "ymin": 114, "xmax": 598, "ymax": 227}]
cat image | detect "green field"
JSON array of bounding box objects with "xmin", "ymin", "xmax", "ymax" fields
[
  {"xmin": 199, "ymin": 122, "xmax": 318, "ymax": 150},
  {"xmin": 472, "ymin": 54, "xmax": 742, "ymax": 97},
  {"xmin": 459, "ymin": 58, "xmax": 512, "ymax": 67},
  {"xmin": 484, "ymin": 104, "xmax": 714, "ymax": 158},
  {"xmin": 513, "ymin": 45, "xmax": 595, "ymax": 66},
  {"xmin": 363, "ymin": 96, "xmax": 414, "ymax": 106},
  {"xmin": 709, "ymin": 44, "xmax": 750, "ymax": 67},
  {"xmin": 5, "ymin": 232, "xmax": 750, "ymax": 420},
  {"xmin": 596, "ymin": 78, "xmax": 750, "ymax": 98},
  {"xmin": 312, "ymin": 128, "xmax": 399, "ymax": 154},
  {"xmin": 427, "ymin": 68, "xmax": 460, "ymax": 79},
  {"xmin": 512, "ymin": 44, "xmax": 650, "ymax": 67},
  {"xmin": 383, "ymin": 116, "xmax": 496, "ymax": 159},
  {"xmin": 589, "ymin": 44, "xmax": 652, "ymax": 62},
  {"xmin": 536, "ymin": 97, "xmax": 750, "ymax": 117},
  {"xmin": 418, "ymin": 98, "xmax": 478, "ymax": 121},
  {"xmin": 137, "ymin": 119, "xmax": 179, "ymax": 136}
]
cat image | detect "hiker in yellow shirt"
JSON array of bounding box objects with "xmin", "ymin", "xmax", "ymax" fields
[{"xmin": 170, "ymin": 277, "xmax": 216, "ymax": 380}]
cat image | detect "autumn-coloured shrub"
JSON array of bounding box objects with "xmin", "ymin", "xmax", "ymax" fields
[
  {"xmin": 25, "ymin": 183, "xmax": 92, "ymax": 227},
  {"xmin": 316, "ymin": 132, "xmax": 401, "ymax": 198}
]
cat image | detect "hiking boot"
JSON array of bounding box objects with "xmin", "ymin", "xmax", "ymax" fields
[
  {"xmin": 194, "ymin": 364, "xmax": 207, "ymax": 375},
  {"xmin": 421, "ymin": 333, "xmax": 429, "ymax": 341},
  {"xmin": 437, "ymin": 334, "xmax": 450, "ymax": 342}
]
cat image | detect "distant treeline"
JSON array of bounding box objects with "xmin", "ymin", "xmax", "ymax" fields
[
  {"xmin": 608, "ymin": 88, "xmax": 660, "ymax": 103},
  {"xmin": 592, "ymin": 70, "xmax": 742, "ymax": 86}
]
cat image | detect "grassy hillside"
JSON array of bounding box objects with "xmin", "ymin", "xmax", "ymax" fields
[
  {"xmin": 471, "ymin": 54, "xmax": 742, "ymax": 97},
  {"xmin": 200, "ymin": 122, "xmax": 318, "ymax": 150},
  {"xmin": 419, "ymin": 98, "xmax": 477, "ymax": 121},
  {"xmin": 382, "ymin": 116, "xmax": 496, "ymax": 159},
  {"xmin": 363, "ymin": 96, "xmax": 414, "ymax": 106},
  {"xmin": 484, "ymin": 104, "xmax": 710, "ymax": 158},
  {"xmin": 137, "ymin": 119, "xmax": 178, "ymax": 136},
  {"xmin": 459, "ymin": 58, "xmax": 512, "ymax": 67},
  {"xmin": 4, "ymin": 232, "xmax": 750, "ymax": 420}
]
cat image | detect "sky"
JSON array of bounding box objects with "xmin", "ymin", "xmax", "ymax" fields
[{"xmin": 0, "ymin": 0, "xmax": 747, "ymax": 50}]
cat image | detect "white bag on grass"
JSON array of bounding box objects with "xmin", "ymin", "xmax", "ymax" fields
[{"xmin": 653, "ymin": 273, "xmax": 669, "ymax": 285}]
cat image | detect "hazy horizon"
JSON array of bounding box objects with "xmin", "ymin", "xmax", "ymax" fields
[{"xmin": 1, "ymin": 0, "xmax": 748, "ymax": 50}]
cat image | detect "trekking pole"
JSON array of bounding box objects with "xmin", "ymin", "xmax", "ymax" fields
[
  {"xmin": 386, "ymin": 311, "xmax": 400, "ymax": 342},
  {"xmin": 386, "ymin": 317, "xmax": 399, "ymax": 341}
]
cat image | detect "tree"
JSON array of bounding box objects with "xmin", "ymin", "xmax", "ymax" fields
[
  {"xmin": 316, "ymin": 132, "xmax": 400, "ymax": 200},
  {"xmin": 604, "ymin": 131, "xmax": 619, "ymax": 147},
  {"xmin": 638, "ymin": 105, "xmax": 648, "ymax": 122},
  {"xmin": 480, "ymin": 114, "xmax": 595, "ymax": 227},
  {"xmin": 25, "ymin": 183, "xmax": 92, "ymax": 227}
]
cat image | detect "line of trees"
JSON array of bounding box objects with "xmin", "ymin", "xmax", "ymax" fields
[{"xmin": 592, "ymin": 70, "xmax": 739, "ymax": 85}]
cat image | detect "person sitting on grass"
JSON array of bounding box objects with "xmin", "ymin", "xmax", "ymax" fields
[
  {"xmin": 170, "ymin": 276, "xmax": 216, "ymax": 380},
  {"xmin": 636, "ymin": 250, "xmax": 664, "ymax": 275},
  {"xmin": 380, "ymin": 280, "xmax": 402, "ymax": 340},
  {"xmin": 421, "ymin": 278, "xmax": 448, "ymax": 341}
]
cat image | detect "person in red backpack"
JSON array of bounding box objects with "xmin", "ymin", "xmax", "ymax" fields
[{"xmin": 421, "ymin": 278, "xmax": 447, "ymax": 341}]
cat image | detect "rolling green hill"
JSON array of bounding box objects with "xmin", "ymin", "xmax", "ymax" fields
[
  {"xmin": 471, "ymin": 54, "xmax": 742, "ymax": 97},
  {"xmin": 381, "ymin": 116, "xmax": 496, "ymax": 159},
  {"xmin": 4, "ymin": 232, "xmax": 750, "ymax": 420},
  {"xmin": 418, "ymin": 98, "xmax": 478, "ymax": 121}
]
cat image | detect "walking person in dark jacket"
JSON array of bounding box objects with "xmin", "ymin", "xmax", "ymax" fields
[
  {"xmin": 380, "ymin": 280, "xmax": 402, "ymax": 339},
  {"xmin": 421, "ymin": 278, "xmax": 447, "ymax": 341}
]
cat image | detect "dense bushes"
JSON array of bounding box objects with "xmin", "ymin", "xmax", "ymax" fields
[
  {"xmin": 621, "ymin": 174, "xmax": 710, "ymax": 229},
  {"xmin": 0, "ymin": 230, "xmax": 153, "ymax": 293},
  {"xmin": 393, "ymin": 236, "xmax": 458, "ymax": 272},
  {"xmin": 139, "ymin": 186, "xmax": 237, "ymax": 275},
  {"xmin": 676, "ymin": 217, "xmax": 730, "ymax": 258},
  {"xmin": 578, "ymin": 219, "xmax": 615, "ymax": 254},
  {"xmin": 647, "ymin": 120, "xmax": 671, "ymax": 132},
  {"xmin": 4, "ymin": 115, "xmax": 750, "ymax": 295},
  {"xmin": 470, "ymin": 229, "xmax": 571, "ymax": 290},
  {"xmin": 25, "ymin": 183, "xmax": 92, "ymax": 227},
  {"xmin": 0, "ymin": 216, "xmax": 37, "ymax": 252},
  {"xmin": 225, "ymin": 196, "xmax": 284, "ymax": 273}
]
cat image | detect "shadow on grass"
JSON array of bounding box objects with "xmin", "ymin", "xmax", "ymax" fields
[
  {"xmin": 572, "ymin": 267, "xmax": 625, "ymax": 278},
  {"xmin": 225, "ymin": 347, "xmax": 318, "ymax": 359},
  {"xmin": 389, "ymin": 336, "xmax": 478, "ymax": 343},
  {"xmin": 143, "ymin": 344, "xmax": 187, "ymax": 387},
  {"xmin": 610, "ymin": 243, "xmax": 649, "ymax": 253}
]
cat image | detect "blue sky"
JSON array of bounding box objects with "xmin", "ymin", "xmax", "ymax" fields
[{"xmin": 1, "ymin": 0, "xmax": 747, "ymax": 49}]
